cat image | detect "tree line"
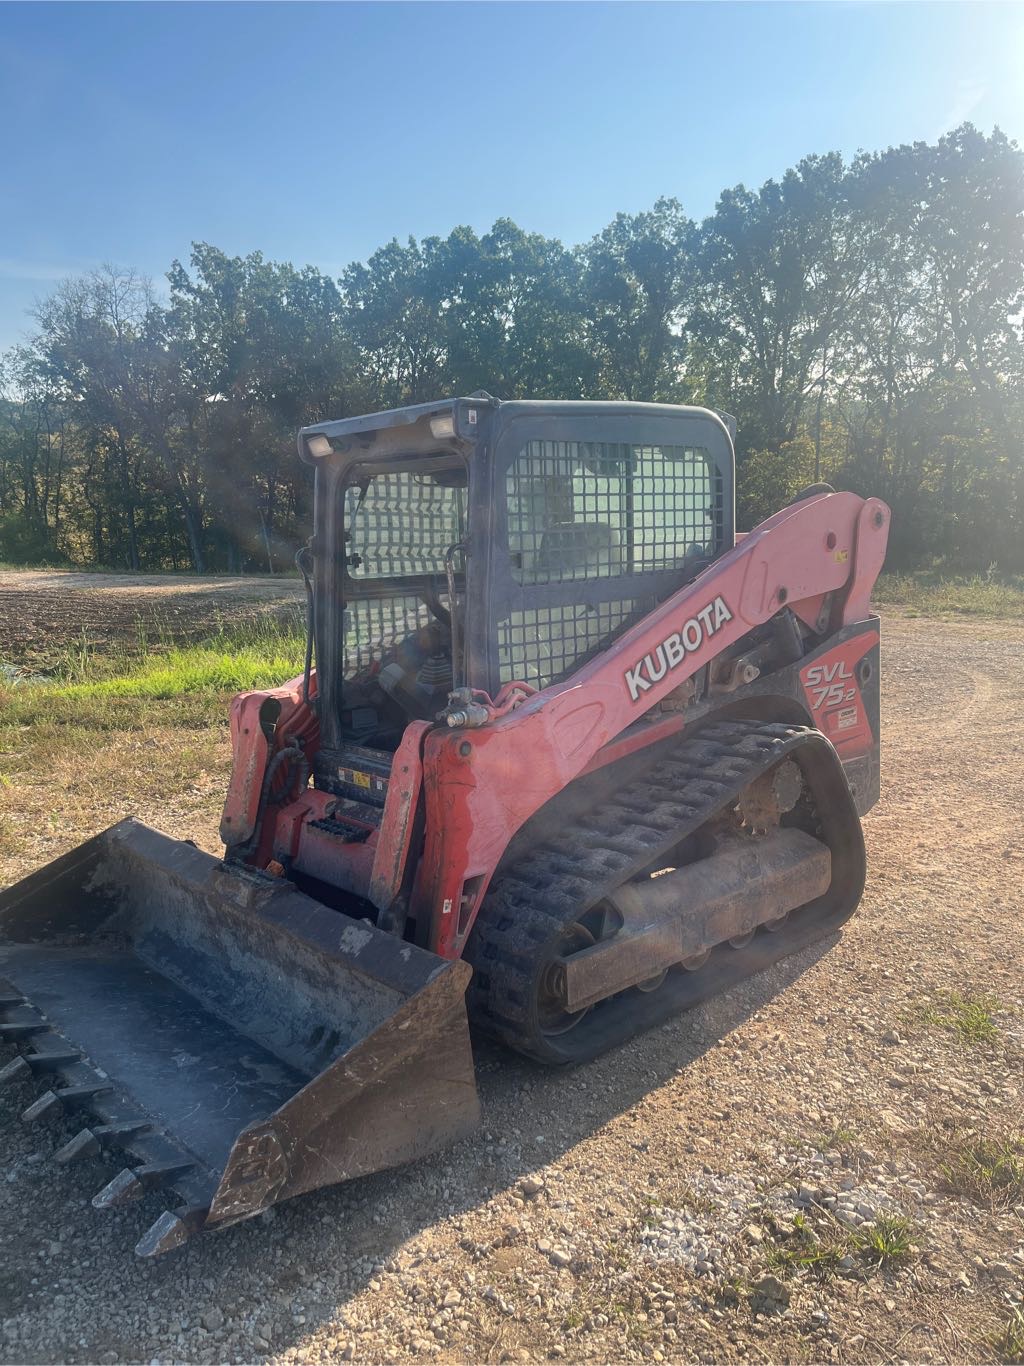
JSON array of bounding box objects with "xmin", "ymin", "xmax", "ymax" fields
[{"xmin": 1, "ymin": 123, "xmax": 1022, "ymax": 575}]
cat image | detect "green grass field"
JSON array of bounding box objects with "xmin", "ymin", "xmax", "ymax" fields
[
  {"xmin": 873, "ymin": 570, "xmax": 1024, "ymax": 618},
  {"xmin": 1, "ymin": 617, "xmax": 307, "ymax": 697},
  {"xmin": 0, "ymin": 618, "xmax": 308, "ymax": 867}
]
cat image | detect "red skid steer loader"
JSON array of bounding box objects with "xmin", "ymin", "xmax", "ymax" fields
[{"xmin": 0, "ymin": 397, "xmax": 889, "ymax": 1255}]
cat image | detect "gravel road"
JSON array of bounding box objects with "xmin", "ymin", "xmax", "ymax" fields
[{"xmin": 1, "ymin": 613, "xmax": 1022, "ymax": 1364}]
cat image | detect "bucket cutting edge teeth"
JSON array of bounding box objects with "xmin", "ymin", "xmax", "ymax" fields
[
  {"xmin": 11, "ymin": 1048, "xmax": 80, "ymax": 1073},
  {"xmin": 22, "ymin": 1083, "xmax": 113, "ymax": 1124},
  {"xmin": 93, "ymin": 1161, "xmax": 195, "ymax": 1211},
  {"xmin": 93, "ymin": 1168, "xmax": 145, "ymax": 1209},
  {"xmin": 0, "ymin": 820, "xmax": 480, "ymax": 1255},
  {"xmin": 53, "ymin": 1120, "xmax": 152, "ymax": 1164},
  {"xmin": 0, "ymin": 1021, "xmax": 48, "ymax": 1040},
  {"xmin": 21, "ymin": 1089, "xmax": 62, "ymax": 1123},
  {"xmin": 53, "ymin": 1128, "xmax": 102, "ymax": 1164},
  {"xmin": 2, "ymin": 1046, "xmax": 82, "ymax": 1087},
  {"xmin": 0, "ymin": 1055, "xmax": 30, "ymax": 1087},
  {"xmin": 136, "ymin": 1206, "xmax": 209, "ymax": 1258}
]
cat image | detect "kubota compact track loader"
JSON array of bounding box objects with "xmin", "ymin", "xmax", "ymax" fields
[{"xmin": 0, "ymin": 396, "xmax": 889, "ymax": 1255}]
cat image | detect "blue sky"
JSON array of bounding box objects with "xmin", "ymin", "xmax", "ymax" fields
[{"xmin": 1, "ymin": 1, "xmax": 1022, "ymax": 351}]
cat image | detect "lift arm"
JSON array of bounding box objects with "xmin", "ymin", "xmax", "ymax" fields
[{"xmin": 415, "ymin": 490, "xmax": 890, "ymax": 956}]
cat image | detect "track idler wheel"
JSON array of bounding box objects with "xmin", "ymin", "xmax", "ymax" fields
[{"xmin": 535, "ymin": 923, "xmax": 596, "ymax": 1036}]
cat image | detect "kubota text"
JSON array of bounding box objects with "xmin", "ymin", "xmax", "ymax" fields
[{"xmin": 624, "ymin": 595, "xmax": 733, "ymax": 702}]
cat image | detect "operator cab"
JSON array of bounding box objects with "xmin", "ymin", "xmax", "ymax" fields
[
  {"xmin": 298, "ymin": 395, "xmax": 736, "ymax": 794},
  {"xmin": 335, "ymin": 457, "xmax": 467, "ymax": 746}
]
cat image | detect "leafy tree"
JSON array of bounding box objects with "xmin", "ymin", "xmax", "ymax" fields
[
  {"xmin": 1, "ymin": 126, "xmax": 1022, "ymax": 572},
  {"xmin": 690, "ymin": 155, "xmax": 865, "ymax": 455},
  {"xmin": 440, "ymin": 220, "xmax": 595, "ymax": 399},
  {"xmin": 167, "ymin": 245, "xmax": 354, "ymax": 570},
  {"xmin": 341, "ymin": 237, "xmax": 449, "ymax": 407},
  {"xmin": 581, "ymin": 198, "xmax": 693, "ymax": 401}
]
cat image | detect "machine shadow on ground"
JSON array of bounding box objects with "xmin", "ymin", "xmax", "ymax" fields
[{"xmin": 0, "ymin": 937, "xmax": 833, "ymax": 1360}]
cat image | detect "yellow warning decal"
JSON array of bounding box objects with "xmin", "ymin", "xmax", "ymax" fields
[{"xmin": 339, "ymin": 765, "xmax": 387, "ymax": 792}]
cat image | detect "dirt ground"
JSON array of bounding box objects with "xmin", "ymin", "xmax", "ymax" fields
[
  {"xmin": 0, "ymin": 570, "xmax": 304, "ymax": 664},
  {"xmin": 0, "ymin": 576, "xmax": 1022, "ymax": 1365}
]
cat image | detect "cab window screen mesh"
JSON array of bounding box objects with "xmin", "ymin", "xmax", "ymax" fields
[
  {"xmin": 342, "ymin": 595, "xmax": 433, "ymax": 677},
  {"xmin": 345, "ymin": 472, "xmax": 465, "ymax": 579},
  {"xmin": 507, "ymin": 441, "xmax": 719, "ymax": 584},
  {"xmin": 498, "ymin": 599, "xmax": 646, "ymax": 689},
  {"xmin": 500, "ymin": 439, "xmax": 722, "ymax": 690}
]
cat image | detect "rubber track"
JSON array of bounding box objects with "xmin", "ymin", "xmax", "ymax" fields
[{"xmin": 465, "ymin": 718, "xmax": 820, "ymax": 1058}]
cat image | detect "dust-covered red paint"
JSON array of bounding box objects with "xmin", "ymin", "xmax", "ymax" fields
[{"xmin": 220, "ymin": 490, "xmax": 890, "ymax": 960}]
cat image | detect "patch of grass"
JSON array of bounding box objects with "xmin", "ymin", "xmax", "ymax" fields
[
  {"xmin": 0, "ymin": 687, "xmax": 227, "ymax": 745},
  {"xmin": 992, "ymin": 1306, "xmax": 1024, "ymax": 1365},
  {"xmin": 0, "ymin": 617, "xmax": 301, "ymax": 883},
  {"xmin": 41, "ymin": 616, "xmax": 306, "ymax": 691},
  {"xmin": 765, "ymin": 1212, "xmax": 850, "ymax": 1280},
  {"xmin": 52, "ymin": 644, "xmax": 304, "ymax": 700},
  {"xmin": 765, "ymin": 1210, "xmax": 917, "ymax": 1281},
  {"xmin": 849, "ymin": 1213, "xmax": 915, "ymax": 1267},
  {"xmin": 766, "ymin": 1239, "xmax": 846, "ymax": 1278},
  {"xmin": 0, "ymin": 617, "xmax": 305, "ymax": 708},
  {"xmin": 815, "ymin": 1122, "xmax": 860, "ymax": 1152},
  {"xmin": 916, "ymin": 990, "xmax": 1001, "ymax": 1045},
  {"xmin": 0, "ymin": 701, "xmax": 230, "ymax": 886},
  {"xmin": 874, "ymin": 569, "xmax": 1024, "ymax": 619},
  {"xmin": 938, "ymin": 1133, "xmax": 1024, "ymax": 1209}
]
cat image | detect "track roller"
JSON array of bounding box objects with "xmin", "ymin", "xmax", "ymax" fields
[{"xmin": 466, "ymin": 719, "xmax": 865, "ymax": 1064}]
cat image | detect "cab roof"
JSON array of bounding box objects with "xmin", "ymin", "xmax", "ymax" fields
[{"xmin": 298, "ymin": 394, "xmax": 735, "ymax": 462}]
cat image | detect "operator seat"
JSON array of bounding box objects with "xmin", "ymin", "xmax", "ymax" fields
[{"xmin": 536, "ymin": 521, "xmax": 622, "ymax": 578}]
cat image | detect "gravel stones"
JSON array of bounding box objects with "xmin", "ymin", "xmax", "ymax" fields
[
  {"xmin": 750, "ymin": 1276, "xmax": 790, "ymax": 1312},
  {"xmin": 637, "ymin": 1152, "xmax": 925, "ymax": 1280},
  {"xmin": 1, "ymin": 615, "xmax": 1023, "ymax": 1363}
]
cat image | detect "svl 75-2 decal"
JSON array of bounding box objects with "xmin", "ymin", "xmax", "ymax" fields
[
  {"xmin": 803, "ymin": 660, "xmax": 856, "ymax": 712},
  {"xmin": 799, "ymin": 631, "xmax": 879, "ymax": 758}
]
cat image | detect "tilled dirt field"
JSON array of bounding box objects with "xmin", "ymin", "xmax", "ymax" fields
[
  {"xmin": 1, "ymin": 581, "xmax": 1022, "ymax": 1364},
  {"xmin": 0, "ymin": 570, "xmax": 304, "ymax": 665}
]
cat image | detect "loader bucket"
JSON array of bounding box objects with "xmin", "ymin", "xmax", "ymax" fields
[{"xmin": 0, "ymin": 820, "xmax": 479, "ymax": 1256}]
